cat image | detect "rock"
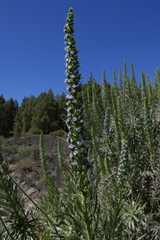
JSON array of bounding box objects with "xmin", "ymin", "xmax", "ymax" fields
[{"xmin": 25, "ymin": 187, "xmax": 38, "ymax": 197}]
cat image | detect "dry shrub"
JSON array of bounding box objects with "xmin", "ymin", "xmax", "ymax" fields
[{"xmin": 14, "ymin": 157, "xmax": 33, "ymax": 173}]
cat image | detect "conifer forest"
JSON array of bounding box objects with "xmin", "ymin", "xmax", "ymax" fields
[{"xmin": 0, "ymin": 8, "xmax": 160, "ymax": 239}]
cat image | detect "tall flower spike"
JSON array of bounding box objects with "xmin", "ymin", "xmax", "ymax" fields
[
  {"xmin": 117, "ymin": 136, "xmax": 128, "ymax": 183},
  {"xmin": 64, "ymin": 8, "xmax": 89, "ymax": 168}
]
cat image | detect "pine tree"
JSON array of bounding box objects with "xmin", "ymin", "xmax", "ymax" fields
[
  {"xmin": 0, "ymin": 95, "xmax": 5, "ymax": 135},
  {"xmin": 31, "ymin": 89, "xmax": 58, "ymax": 134},
  {"xmin": 3, "ymin": 98, "xmax": 18, "ymax": 136},
  {"xmin": 55, "ymin": 92, "xmax": 67, "ymax": 131},
  {"xmin": 21, "ymin": 95, "xmax": 37, "ymax": 133},
  {"xmin": 13, "ymin": 108, "xmax": 23, "ymax": 137}
]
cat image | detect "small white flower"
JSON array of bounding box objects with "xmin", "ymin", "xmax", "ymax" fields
[
  {"xmin": 67, "ymin": 107, "xmax": 72, "ymax": 111},
  {"xmin": 73, "ymin": 117, "xmax": 78, "ymax": 121},
  {"xmin": 67, "ymin": 94, "xmax": 73, "ymax": 99},
  {"xmin": 66, "ymin": 101, "xmax": 71, "ymax": 105},
  {"xmin": 69, "ymin": 144, "xmax": 75, "ymax": 148},
  {"xmin": 66, "ymin": 86, "xmax": 70, "ymax": 90},
  {"xmin": 73, "ymin": 150, "xmax": 78, "ymax": 155}
]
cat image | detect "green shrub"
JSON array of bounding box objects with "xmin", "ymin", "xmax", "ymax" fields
[
  {"xmin": 18, "ymin": 146, "xmax": 31, "ymax": 156},
  {"xmin": 49, "ymin": 129, "xmax": 67, "ymax": 138},
  {"xmin": 28, "ymin": 127, "xmax": 41, "ymax": 134}
]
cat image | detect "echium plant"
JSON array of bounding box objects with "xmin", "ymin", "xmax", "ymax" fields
[
  {"xmin": 64, "ymin": 8, "xmax": 90, "ymax": 186},
  {"xmin": 62, "ymin": 9, "xmax": 101, "ymax": 240},
  {"xmin": 117, "ymin": 134, "xmax": 128, "ymax": 184}
]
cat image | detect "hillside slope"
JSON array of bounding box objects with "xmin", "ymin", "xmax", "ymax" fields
[{"xmin": 1, "ymin": 134, "xmax": 69, "ymax": 206}]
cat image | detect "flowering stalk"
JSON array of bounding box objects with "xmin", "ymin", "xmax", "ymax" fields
[
  {"xmin": 64, "ymin": 8, "xmax": 90, "ymax": 186},
  {"xmin": 103, "ymin": 107, "xmax": 110, "ymax": 135},
  {"xmin": 112, "ymin": 88, "xmax": 121, "ymax": 153},
  {"xmin": 101, "ymin": 69, "xmax": 108, "ymax": 109},
  {"xmin": 141, "ymin": 72, "xmax": 155, "ymax": 165},
  {"xmin": 117, "ymin": 134, "xmax": 128, "ymax": 183},
  {"xmin": 117, "ymin": 96, "xmax": 125, "ymax": 135},
  {"xmin": 61, "ymin": 9, "xmax": 101, "ymax": 240}
]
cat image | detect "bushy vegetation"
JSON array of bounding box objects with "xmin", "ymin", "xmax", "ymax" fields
[
  {"xmin": 0, "ymin": 7, "xmax": 160, "ymax": 239},
  {"xmin": 49, "ymin": 129, "xmax": 67, "ymax": 138},
  {"xmin": 18, "ymin": 146, "xmax": 31, "ymax": 157}
]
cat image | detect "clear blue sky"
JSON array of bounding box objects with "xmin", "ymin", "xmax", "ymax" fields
[{"xmin": 1, "ymin": 0, "xmax": 160, "ymax": 105}]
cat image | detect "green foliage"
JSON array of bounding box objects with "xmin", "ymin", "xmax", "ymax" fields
[
  {"xmin": 0, "ymin": 95, "xmax": 5, "ymax": 134},
  {"xmin": 55, "ymin": 92, "xmax": 67, "ymax": 131},
  {"xmin": 28, "ymin": 126, "xmax": 41, "ymax": 135},
  {"xmin": 3, "ymin": 98, "xmax": 18, "ymax": 137},
  {"xmin": 2, "ymin": 90, "xmax": 67, "ymax": 137},
  {"xmin": 21, "ymin": 95, "xmax": 37, "ymax": 133},
  {"xmin": 13, "ymin": 108, "xmax": 23, "ymax": 137},
  {"xmin": 0, "ymin": 96, "xmax": 18, "ymax": 137},
  {"xmin": 49, "ymin": 129, "xmax": 67, "ymax": 138},
  {"xmin": 18, "ymin": 146, "xmax": 31, "ymax": 156},
  {"xmin": 31, "ymin": 89, "xmax": 59, "ymax": 134},
  {"xmin": 82, "ymin": 74, "xmax": 104, "ymax": 141}
]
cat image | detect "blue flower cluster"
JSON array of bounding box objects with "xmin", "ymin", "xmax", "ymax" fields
[{"xmin": 64, "ymin": 8, "xmax": 88, "ymax": 166}]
